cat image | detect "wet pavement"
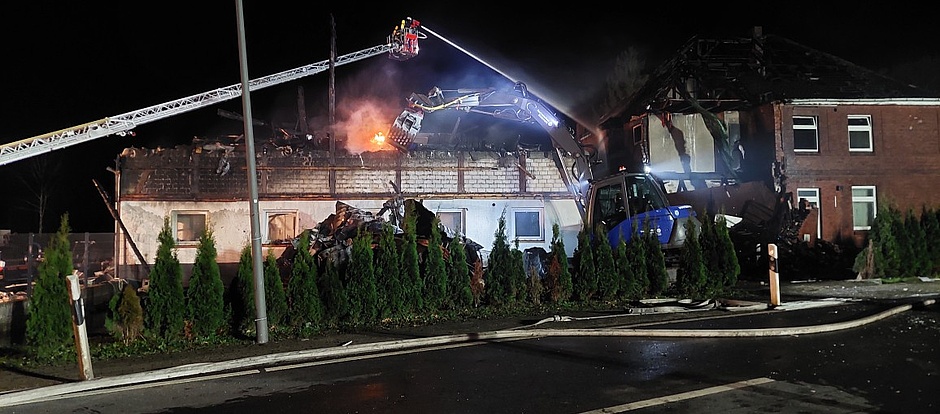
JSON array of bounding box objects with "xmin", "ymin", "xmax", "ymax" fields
[{"xmin": 0, "ymin": 277, "xmax": 938, "ymax": 407}]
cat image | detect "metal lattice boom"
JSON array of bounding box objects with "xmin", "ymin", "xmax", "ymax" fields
[{"xmin": 0, "ymin": 44, "xmax": 394, "ymax": 166}]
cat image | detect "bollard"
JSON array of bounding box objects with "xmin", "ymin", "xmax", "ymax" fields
[
  {"xmin": 768, "ymin": 243, "xmax": 781, "ymax": 306},
  {"xmin": 66, "ymin": 273, "xmax": 94, "ymax": 380}
]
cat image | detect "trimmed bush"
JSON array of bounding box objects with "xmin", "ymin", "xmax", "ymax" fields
[
  {"xmin": 111, "ymin": 284, "xmax": 144, "ymax": 345},
  {"xmin": 347, "ymin": 228, "xmax": 379, "ymax": 325},
  {"xmin": 263, "ymin": 250, "xmax": 288, "ymax": 328},
  {"xmin": 287, "ymin": 231, "xmax": 323, "ymax": 330},
  {"xmin": 627, "ymin": 220, "xmax": 649, "ymax": 297},
  {"xmin": 714, "ymin": 214, "xmax": 740, "ymax": 291},
  {"xmin": 573, "ymin": 228, "xmax": 597, "ymax": 302},
  {"xmin": 644, "ymin": 221, "xmax": 669, "ymax": 297},
  {"xmin": 446, "ymin": 236, "xmax": 474, "ymax": 309},
  {"xmin": 423, "ymin": 216, "xmax": 448, "ymax": 310},
  {"xmin": 231, "ymin": 244, "xmax": 255, "ymax": 334},
  {"xmin": 508, "ymin": 241, "xmax": 527, "ymax": 303},
  {"xmin": 614, "ymin": 238, "xmax": 638, "ymax": 301},
  {"xmin": 319, "ymin": 259, "xmax": 348, "ymax": 327},
  {"xmin": 26, "ymin": 214, "xmax": 75, "ymax": 359},
  {"xmin": 145, "ymin": 217, "xmax": 186, "ymax": 341},
  {"xmin": 675, "ymin": 217, "xmax": 707, "ymax": 298},
  {"xmin": 186, "ymin": 230, "xmax": 225, "ymax": 338},
  {"xmin": 400, "ymin": 201, "xmax": 424, "ymax": 313},
  {"xmin": 375, "ymin": 222, "xmax": 405, "ymax": 318},
  {"xmin": 593, "ymin": 227, "xmax": 618, "ymax": 301},
  {"xmin": 547, "ymin": 223, "xmax": 573, "ymax": 303},
  {"xmin": 485, "ymin": 213, "xmax": 514, "ymax": 306}
]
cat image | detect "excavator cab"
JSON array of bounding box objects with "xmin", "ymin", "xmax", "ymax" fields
[
  {"xmin": 387, "ymin": 107, "xmax": 424, "ymax": 151},
  {"xmin": 388, "ymin": 17, "xmax": 423, "ymax": 61}
]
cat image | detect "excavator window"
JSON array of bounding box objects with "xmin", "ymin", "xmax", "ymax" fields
[{"xmin": 593, "ymin": 183, "xmax": 627, "ymax": 231}]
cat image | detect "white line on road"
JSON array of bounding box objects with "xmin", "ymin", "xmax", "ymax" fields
[
  {"xmin": 29, "ymin": 369, "xmax": 259, "ymax": 404},
  {"xmin": 577, "ymin": 377, "xmax": 776, "ymax": 413},
  {"xmin": 266, "ymin": 340, "xmax": 501, "ymax": 371}
]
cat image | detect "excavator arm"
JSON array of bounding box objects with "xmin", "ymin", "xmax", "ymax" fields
[{"xmin": 387, "ymin": 82, "xmax": 595, "ymax": 219}]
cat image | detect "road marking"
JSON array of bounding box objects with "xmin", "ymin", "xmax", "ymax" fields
[
  {"xmin": 266, "ymin": 340, "xmax": 501, "ymax": 371},
  {"xmin": 578, "ymin": 377, "xmax": 775, "ymax": 413},
  {"xmin": 32, "ymin": 370, "xmax": 258, "ymax": 403}
]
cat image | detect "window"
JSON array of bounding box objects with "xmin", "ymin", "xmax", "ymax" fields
[
  {"xmin": 174, "ymin": 211, "xmax": 207, "ymax": 243},
  {"xmin": 632, "ymin": 124, "xmax": 643, "ymax": 145},
  {"xmin": 851, "ymin": 186, "xmax": 877, "ymax": 230},
  {"xmin": 848, "ymin": 115, "xmax": 873, "ymax": 152},
  {"xmin": 592, "ymin": 183, "xmax": 626, "ymax": 228},
  {"xmin": 625, "ymin": 174, "xmax": 667, "ymax": 214},
  {"xmin": 793, "ymin": 116, "xmax": 819, "ymax": 152},
  {"xmin": 436, "ymin": 210, "xmax": 465, "ymax": 236},
  {"xmin": 265, "ymin": 211, "xmax": 297, "ymax": 244},
  {"xmin": 512, "ymin": 208, "xmax": 544, "ymax": 241},
  {"xmin": 797, "ymin": 188, "xmax": 821, "ymax": 238}
]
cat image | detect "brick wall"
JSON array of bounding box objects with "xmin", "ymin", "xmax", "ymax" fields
[
  {"xmin": 781, "ymin": 103, "xmax": 940, "ymax": 246},
  {"xmin": 119, "ymin": 145, "xmax": 573, "ymax": 199},
  {"xmin": 525, "ymin": 152, "xmax": 570, "ymax": 193},
  {"xmin": 264, "ymin": 169, "xmax": 331, "ymax": 194}
]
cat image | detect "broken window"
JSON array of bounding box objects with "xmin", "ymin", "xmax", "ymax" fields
[
  {"xmin": 797, "ymin": 187, "xmax": 821, "ymax": 239},
  {"xmin": 436, "ymin": 210, "xmax": 465, "ymax": 237},
  {"xmin": 632, "ymin": 124, "xmax": 643, "ymax": 145},
  {"xmin": 512, "ymin": 208, "xmax": 544, "ymax": 241},
  {"xmin": 265, "ymin": 211, "xmax": 297, "ymax": 244},
  {"xmin": 851, "ymin": 186, "xmax": 877, "ymax": 230},
  {"xmin": 174, "ymin": 211, "xmax": 208, "ymax": 243},
  {"xmin": 793, "ymin": 116, "xmax": 819, "ymax": 152},
  {"xmin": 848, "ymin": 115, "xmax": 873, "ymax": 152}
]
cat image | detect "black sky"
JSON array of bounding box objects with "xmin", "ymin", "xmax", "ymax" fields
[{"xmin": 2, "ymin": 2, "xmax": 938, "ymax": 233}]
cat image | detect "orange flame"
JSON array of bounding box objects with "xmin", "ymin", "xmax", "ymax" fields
[{"xmin": 335, "ymin": 100, "xmax": 397, "ymax": 154}]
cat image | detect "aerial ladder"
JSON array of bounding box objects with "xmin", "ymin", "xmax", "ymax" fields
[{"xmin": 0, "ymin": 18, "xmax": 424, "ymax": 167}]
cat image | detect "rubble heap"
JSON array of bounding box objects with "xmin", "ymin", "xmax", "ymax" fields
[{"xmin": 277, "ymin": 198, "xmax": 483, "ymax": 273}]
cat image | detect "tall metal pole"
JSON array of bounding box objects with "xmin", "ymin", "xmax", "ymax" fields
[
  {"xmin": 329, "ymin": 14, "xmax": 336, "ymax": 160},
  {"xmin": 235, "ymin": 0, "xmax": 268, "ymax": 344},
  {"xmin": 328, "ymin": 14, "xmax": 337, "ymax": 193}
]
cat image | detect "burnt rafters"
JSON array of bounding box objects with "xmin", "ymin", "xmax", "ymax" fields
[{"xmin": 602, "ymin": 29, "xmax": 935, "ymax": 129}]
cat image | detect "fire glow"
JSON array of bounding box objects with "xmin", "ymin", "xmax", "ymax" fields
[
  {"xmin": 334, "ymin": 99, "xmax": 397, "ymax": 154},
  {"xmin": 373, "ymin": 131, "xmax": 386, "ymax": 144}
]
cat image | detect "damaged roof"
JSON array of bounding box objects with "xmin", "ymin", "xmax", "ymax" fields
[{"xmin": 602, "ymin": 27, "xmax": 939, "ymax": 126}]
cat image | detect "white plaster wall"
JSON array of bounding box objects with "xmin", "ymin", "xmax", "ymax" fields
[
  {"xmin": 418, "ymin": 197, "xmax": 580, "ymax": 258},
  {"xmin": 118, "ymin": 197, "xmax": 581, "ymax": 268},
  {"xmin": 648, "ymin": 113, "xmax": 716, "ymax": 174}
]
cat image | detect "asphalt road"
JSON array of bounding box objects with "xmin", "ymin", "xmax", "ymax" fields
[{"xmin": 2, "ymin": 297, "xmax": 937, "ymax": 413}]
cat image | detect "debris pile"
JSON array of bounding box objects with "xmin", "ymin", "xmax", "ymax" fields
[{"xmin": 277, "ymin": 198, "xmax": 483, "ymax": 272}]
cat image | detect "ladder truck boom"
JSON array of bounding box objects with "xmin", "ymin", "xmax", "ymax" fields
[{"xmin": 0, "ymin": 17, "xmax": 423, "ymax": 167}]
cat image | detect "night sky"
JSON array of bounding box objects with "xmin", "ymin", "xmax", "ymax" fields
[{"xmin": 2, "ymin": 2, "xmax": 938, "ymax": 233}]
